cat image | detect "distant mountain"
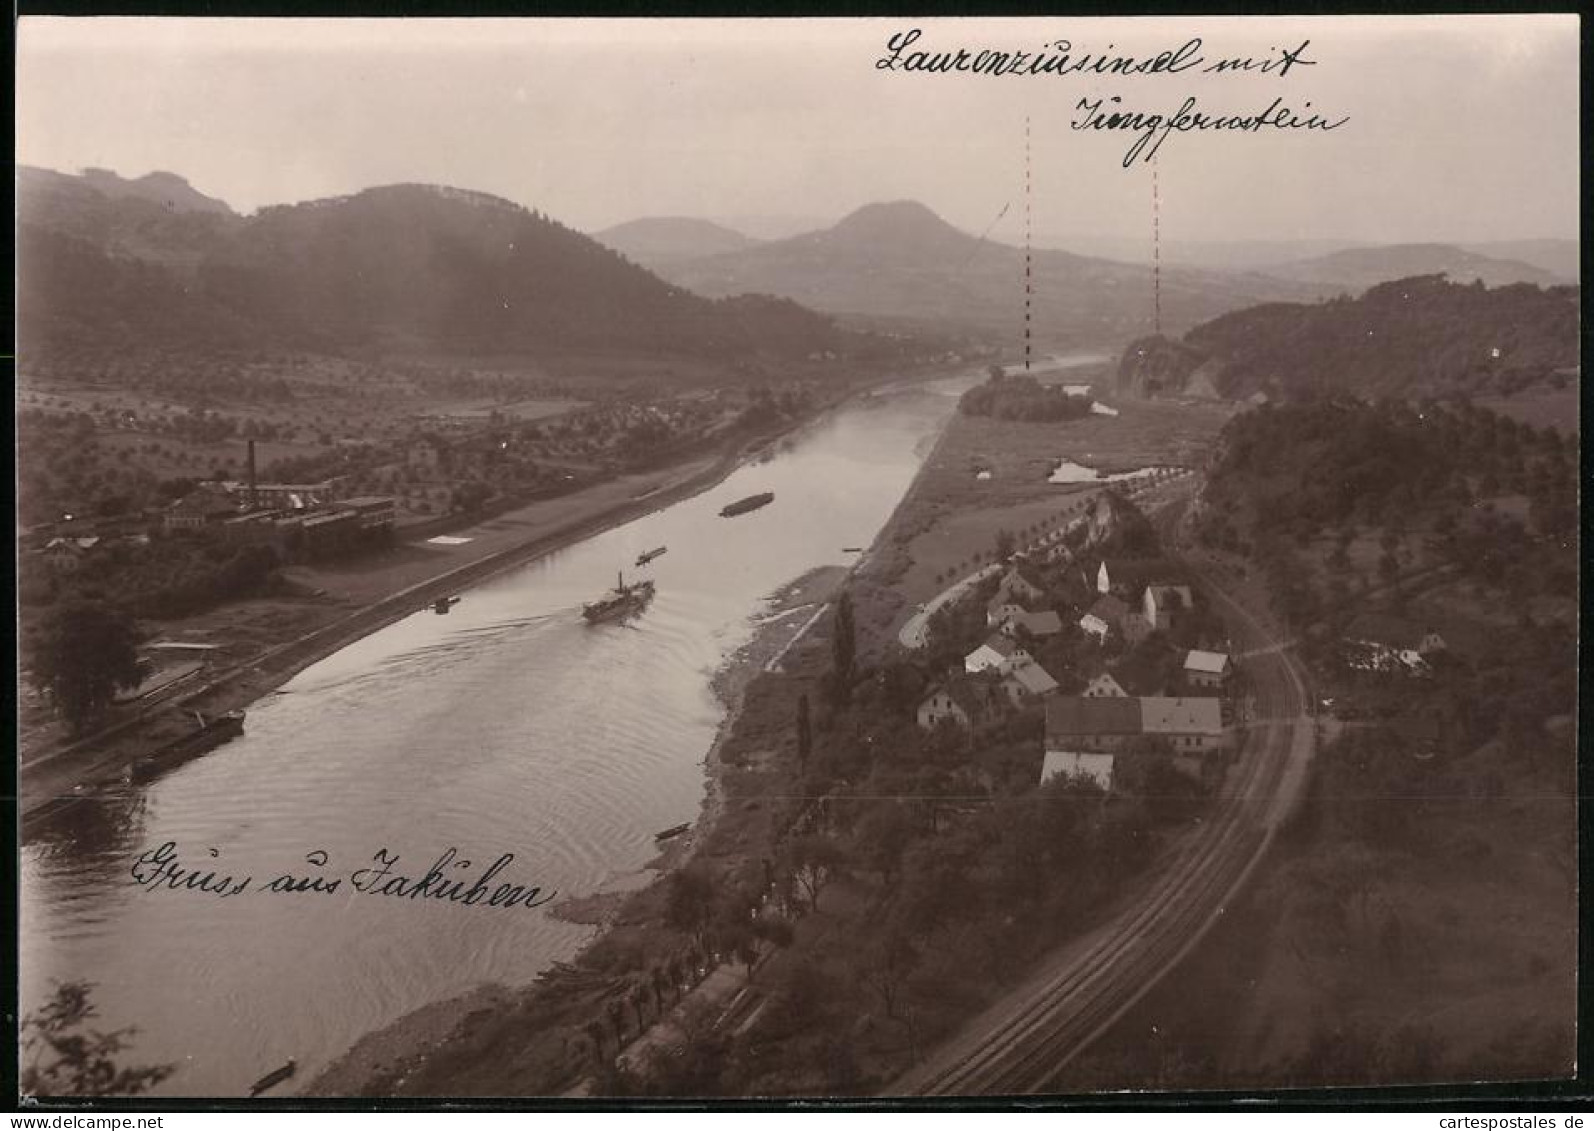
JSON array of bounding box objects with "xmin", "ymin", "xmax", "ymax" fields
[
  {"xmin": 77, "ymin": 167, "xmax": 236, "ymax": 215},
  {"xmin": 1461, "ymin": 239, "xmax": 1579, "ymax": 283},
  {"xmin": 18, "ymin": 164, "xmax": 240, "ymax": 270},
  {"xmin": 1035, "ymin": 234, "xmax": 1581, "ymax": 283},
  {"xmin": 711, "ymin": 214, "xmax": 835, "ymax": 241},
  {"xmin": 1033, "ymin": 234, "xmax": 1362, "ymax": 271},
  {"xmin": 1265, "ymin": 243, "xmax": 1564, "ymax": 291},
  {"xmin": 593, "ymin": 217, "xmax": 762, "ymax": 269},
  {"xmin": 656, "ymin": 200, "xmax": 1327, "ymax": 347},
  {"xmin": 1117, "ymin": 274, "xmax": 1579, "ymax": 402},
  {"xmin": 18, "ymin": 171, "xmax": 878, "ymax": 364}
]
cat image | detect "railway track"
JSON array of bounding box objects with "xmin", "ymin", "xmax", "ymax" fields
[{"xmin": 893, "ymin": 508, "xmax": 1312, "ymax": 1095}]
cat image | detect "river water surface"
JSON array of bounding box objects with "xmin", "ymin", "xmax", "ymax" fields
[{"xmin": 20, "ymin": 375, "xmax": 970, "ymax": 1097}]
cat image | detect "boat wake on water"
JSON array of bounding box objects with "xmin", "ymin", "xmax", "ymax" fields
[{"xmin": 582, "ymin": 571, "xmax": 657, "ymax": 625}]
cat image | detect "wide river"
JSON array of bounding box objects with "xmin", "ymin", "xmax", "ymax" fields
[{"xmin": 20, "ymin": 373, "xmax": 973, "ymax": 1097}]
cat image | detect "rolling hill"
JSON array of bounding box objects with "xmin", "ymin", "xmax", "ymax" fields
[
  {"xmin": 593, "ymin": 217, "xmax": 763, "ymax": 269},
  {"xmin": 1265, "ymin": 243, "xmax": 1566, "ymax": 291},
  {"xmin": 1462, "ymin": 239, "xmax": 1579, "ymax": 283},
  {"xmin": 18, "ymin": 169, "xmax": 883, "ymax": 364},
  {"xmin": 653, "ymin": 200, "xmax": 1329, "ymax": 346}
]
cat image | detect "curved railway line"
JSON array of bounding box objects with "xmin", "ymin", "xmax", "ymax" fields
[{"xmin": 893, "ymin": 495, "xmax": 1314, "ymax": 1096}]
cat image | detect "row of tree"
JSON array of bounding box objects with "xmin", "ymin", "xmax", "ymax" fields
[{"xmin": 958, "ymin": 368, "xmax": 1096, "ymax": 422}]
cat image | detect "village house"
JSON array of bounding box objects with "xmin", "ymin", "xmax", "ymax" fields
[
  {"xmin": 1342, "ymin": 612, "xmax": 1447, "ymax": 673},
  {"xmin": 996, "ymin": 565, "xmax": 1046, "ymax": 606},
  {"xmin": 1079, "ymin": 594, "xmax": 1130, "ymax": 643},
  {"xmin": 42, "ymin": 536, "xmax": 98, "ymax": 573},
  {"xmin": 1043, "ymin": 695, "xmax": 1231, "ymax": 788},
  {"xmin": 986, "ymin": 593, "xmax": 1029, "ymax": 629},
  {"xmin": 1045, "ymin": 696, "xmax": 1143, "ymax": 753},
  {"xmin": 1083, "ymin": 671, "xmax": 1129, "ymax": 698},
  {"xmin": 986, "ymin": 566, "xmax": 1048, "ymax": 628},
  {"xmin": 1040, "ymin": 748, "xmax": 1115, "ymax": 792},
  {"xmin": 917, "ymin": 682, "xmax": 976, "ymax": 731},
  {"xmin": 1183, "ymin": 649, "xmax": 1232, "ymax": 690},
  {"xmin": 916, "ymin": 675, "xmax": 1001, "ymax": 732},
  {"xmin": 1001, "ymin": 657, "xmax": 1060, "ymax": 706},
  {"xmin": 965, "ymin": 634, "xmax": 1033, "ymax": 675},
  {"xmin": 1140, "ymin": 696, "xmax": 1228, "ymax": 752},
  {"xmin": 999, "ymin": 609, "xmax": 1064, "ymax": 640}
]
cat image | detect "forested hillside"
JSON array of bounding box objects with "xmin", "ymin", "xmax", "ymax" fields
[
  {"xmin": 1198, "ymin": 396, "xmax": 1576, "ymax": 622},
  {"xmin": 18, "ymin": 172, "xmax": 889, "ymax": 366},
  {"xmin": 1118, "ymin": 276, "xmax": 1578, "ymax": 401}
]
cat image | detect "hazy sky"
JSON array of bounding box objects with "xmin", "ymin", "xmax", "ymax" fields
[{"xmin": 17, "ymin": 15, "xmax": 1580, "ymax": 245}]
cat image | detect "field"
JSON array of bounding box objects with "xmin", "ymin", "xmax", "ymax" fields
[
  {"xmin": 426, "ymin": 396, "xmax": 588, "ymax": 422},
  {"xmin": 853, "ymin": 393, "xmax": 1232, "ymax": 642},
  {"xmin": 921, "ymin": 393, "xmax": 1232, "ymax": 512},
  {"xmin": 894, "ymin": 495, "xmax": 1093, "ymax": 606},
  {"xmin": 15, "ymin": 346, "xmax": 778, "ymax": 529}
]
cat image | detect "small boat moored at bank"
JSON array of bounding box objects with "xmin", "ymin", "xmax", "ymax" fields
[
  {"xmin": 654, "ymin": 822, "xmax": 691, "ymax": 842},
  {"xmin": 126, "ymin": 710, "xmax": 247, "ymax": 785},
  {"xmin": 249, "ymin": 1059, "xmax": 297, "ymax": 1097},
  {"xmin": 720, "ymin": 491, "xmax": 775, "ymax": 518},
  {"xmin": 433, "ymin": 595, "xmax": 461, "ymax": 614}
]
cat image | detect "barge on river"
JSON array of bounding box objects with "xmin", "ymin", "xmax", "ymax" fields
[{"xmin": 720, "ymin": 491, "xmax": 774, "ymax": 518}]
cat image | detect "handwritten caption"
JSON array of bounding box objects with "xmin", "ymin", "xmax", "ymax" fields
[
  {"xmin": 129, "ymin": 841, "xmax": 557, "ymax": 911},
  {"xmin": 874, "ymin": 29, "xmax": 1349, "ymax": 167}
]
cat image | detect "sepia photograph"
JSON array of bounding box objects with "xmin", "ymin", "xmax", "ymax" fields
[{"xmin": 12, "ymin": 13, "xmax": 1581, "ymax": 1105}]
